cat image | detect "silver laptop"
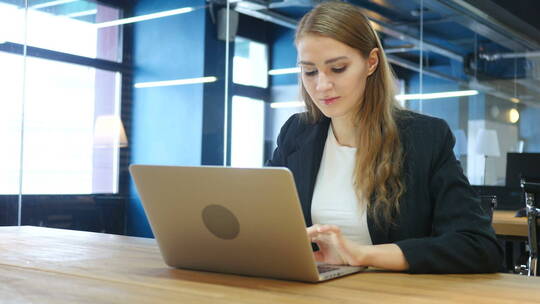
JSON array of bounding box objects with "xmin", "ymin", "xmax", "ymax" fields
[{"xmin": 129, "ymin": 165, "xmax": 364, "ymax": 282}]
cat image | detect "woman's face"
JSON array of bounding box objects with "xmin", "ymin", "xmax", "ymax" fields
[{"xmin": 297, "ymin": 34, "xmax": 378, "ymax": 121}]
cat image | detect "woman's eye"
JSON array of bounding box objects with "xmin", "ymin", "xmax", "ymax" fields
[
  {"xmin": 303, "ymin": 70, "xmax": 318, "ymax": 76},
  {"xmin": 332, "ymin": 66, "xmax": 346, "ymax": 73}
]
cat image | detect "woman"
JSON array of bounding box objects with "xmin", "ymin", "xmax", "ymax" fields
[{"xmin": 267, "ymin": 1, "xmax": 502, "ymax": 273}]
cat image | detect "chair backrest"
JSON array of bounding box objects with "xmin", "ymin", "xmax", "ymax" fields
[
  {"xmin": 521, "ymin": 178, "xmax": 540, "ymax": 276},
  {"xmin": 479, "ymin": 195, "xmax": 497, "ymax": 222}
]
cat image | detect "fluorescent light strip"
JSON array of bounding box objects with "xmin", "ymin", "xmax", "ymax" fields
[
  {"xmin": 95, "ymin": 6, "xmax": 195, "ymax": 29},
  {"xmin": 66, "ymin": 9, "xmax": 97, "ymax": 18},
  {"xmin": 268, "ymin": 67, "xmax": 300, "ymax": 75},
  {"xmin": 134, "ymin": 76, "xmax": 217, "ymax": 88},
  {"xmin": 30, "ymin": 0, "xmax": 78, "ymax": 9},
  {"xmin": 270, "ymin": 101, "xmax": 305, "ymax": 109},
  {"xmin": 395, "ymin": 90, "xmax": 478, "ymax": 101}
]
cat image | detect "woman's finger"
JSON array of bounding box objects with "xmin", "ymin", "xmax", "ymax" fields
[
  {"xmin": 313, "ymin": 250, "xmax": 325, "ymax": 262},
  {"xmin": 306, "ymin": 224, "xmax": 321, "ymax": 237},
  {"xmin": 317, "ymin": 224, "xmax": 341, "ymax": 234}
]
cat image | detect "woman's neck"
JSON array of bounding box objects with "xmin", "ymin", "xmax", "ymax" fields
[{"xmin": 331, "ymin": 116, "xmax": 357, "ymax": 147}]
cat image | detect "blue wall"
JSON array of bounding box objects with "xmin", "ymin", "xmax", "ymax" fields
[
  {"xmin": 126, "ymin": 2, "xmax": 540, "ymax": 238},
  {"xmin": 270, "ymin": 26, "xmax": 297, "ymax": 86},
  {"xmin": 128, "ymin": 0, "xmax": 206, "ymax": 237}
]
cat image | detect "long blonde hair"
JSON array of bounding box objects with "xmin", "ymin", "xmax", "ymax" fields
[{"xmin": 296, "ymin": 1, "xmax": 405, "ymax": 226}]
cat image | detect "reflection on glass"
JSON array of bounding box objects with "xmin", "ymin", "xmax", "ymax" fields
[
  {"xmin": 233, "ymin": 37, "xmax": 268, "ymax": 88},
  {"xmin": 468, "ymin": 43, "xmax": 537, "ymax": 185},
  {"xmin": 0, "ymin": 0, "xmax": 25, "ymax": 226},
  {"xmin": 231, "ymin": 96, "xmax": 265, "ymax": 168},
  {"xmin": 246, "ymin": 1, "xmax": 540, "ymax": 186},
  {"xmin": 475, "ymin": 129, "xmax": 501, "ymax": 185}
]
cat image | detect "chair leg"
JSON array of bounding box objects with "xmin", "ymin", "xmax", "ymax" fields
[
  {"xmin": 528, "ymin": 256, "xmax": 537, "ymax": 276},
  {"xmin": 525, "ymin": 191, "xmax": 539, "ymax": 276}
]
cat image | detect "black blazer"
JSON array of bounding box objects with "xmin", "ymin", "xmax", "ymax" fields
[{"xmin": 267, "ymin": 110, "xmax": 503, "ymax": 274}]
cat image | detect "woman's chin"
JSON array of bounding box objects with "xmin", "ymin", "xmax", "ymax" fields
[{"xmin": 319, "ymin": 109, "xmax": 349, "ymax": 120}]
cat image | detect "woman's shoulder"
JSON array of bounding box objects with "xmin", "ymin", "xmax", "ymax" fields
[
  {"xmin": 279, "ymin": 112, "xmax": 328, "ymax": 137},
  {"xmin": 395, "ymin": 110, "xmax": 451, "ymax": 137},
  {"xmin": 281, "ymin": 112, "xmax": 307, "ymax": 129},
  {"xmin": 395, "ymin": 110, "xmax": 454, "ymax": 157},
  {"xmin": 275, "ymin": 112, "xmax": 330, "ymax": 153}
]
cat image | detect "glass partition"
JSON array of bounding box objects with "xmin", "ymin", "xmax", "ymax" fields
[
  {"xmin": 5, "ymin": 0, "xmax": 539, "ymax": 235},
  {"xmin": 224, "ymin": 0, "xmax": 540, "ymax": 190},
  {"xmin": 0, "ymin": 0, "xmax": 25, "ymax": 226},
  {"xmin": 0, "ymin": 0, "xmax": 126, "ymax": 231},
  {"xmin": 127, "ymin": 0, "xmax": 224, "ymax": 236},
  {"xmin": 26, "ymin": 0, "xmax": 121, "ymax": 61},
  {"xmin": 0, "ymin": 0, "xmax": 222, "ymax": 236}
]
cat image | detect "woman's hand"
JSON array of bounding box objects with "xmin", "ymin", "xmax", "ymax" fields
[
  {"xmin": 306, "ymin": 224, "xmax": 367, "ymax": 266},
  {"xmin": 306, "ymin": 224, "xmax": 410, "ymax": 271}
]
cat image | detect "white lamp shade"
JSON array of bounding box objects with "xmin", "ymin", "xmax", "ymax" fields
[
  {"xmin": 475, "ymin": 129, "xmax": 500, "ymax": 157},
  {"xmin": 94, "ymin": 115, "xmax": 128, "ymax": 148}
]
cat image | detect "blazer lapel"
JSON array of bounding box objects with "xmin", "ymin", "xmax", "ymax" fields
[{"xmin": 286, "ymin": 117, "xmax": 330, "ymax": 227}]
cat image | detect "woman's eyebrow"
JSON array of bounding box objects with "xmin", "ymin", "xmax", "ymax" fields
[{"xmin": 298, "ymin": 56, "xmax": 349, "ymax": 66}]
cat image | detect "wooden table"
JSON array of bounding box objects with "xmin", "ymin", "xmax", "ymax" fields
[
  {"xmin": 492, "ymin": 210, "xmax": 528, "ymax": 237},
  {"xmin": 1, "ymin": 226, "xmax": 540, "ymax": 303}
]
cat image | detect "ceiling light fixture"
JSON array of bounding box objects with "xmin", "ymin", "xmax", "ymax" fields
[
  {"xmin": 95, "ymin": 6, "xmax": 197, "ymax": 29},
  {"xmin": 268, "ymin": 67, "xmax": 300, "ymax": 75},
  {"xmin": 395, "ymin": 90, "xmax": 478, "ymax": 101},
  {"xmin": 30, "ymin": 0, "xmax": 78, "ymax": 10},
  {"xmin": 134, "ymin": 76, "xmax": 217, "ymax": 88},
  {"xmin": 270, "ymin": 101, "xmax": 305, "ymax": 109},
  {"xmin": 66, "ymin": 9, "xmax": 97, "ymax": 18}
]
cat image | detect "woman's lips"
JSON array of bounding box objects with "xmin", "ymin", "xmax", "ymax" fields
[{"xmin": 323, "ymin": 97, "xmax": 340, "ymax": 105}]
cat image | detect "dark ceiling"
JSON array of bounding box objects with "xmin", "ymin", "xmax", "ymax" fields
[{"xmin": 490, "ymin": 0, "xmax": 540, "ymax": 31}]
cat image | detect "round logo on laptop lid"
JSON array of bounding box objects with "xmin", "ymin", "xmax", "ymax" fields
[{"xmin": 202, "ymin": 204, "xmax": 240, "ymax": 240}]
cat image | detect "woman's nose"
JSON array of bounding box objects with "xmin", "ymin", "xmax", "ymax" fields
[{"xmin": 316, "ymin": 73, "xmax": 333, "ymax": 91}]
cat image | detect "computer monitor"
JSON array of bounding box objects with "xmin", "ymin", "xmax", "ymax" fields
[{"xmin": 505, "ymin": 153, "xmax": 540, "ymax": 189}]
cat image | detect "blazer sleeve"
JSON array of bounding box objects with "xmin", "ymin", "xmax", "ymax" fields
[
  {"xmin": 395, "ymin": 119, "xmax": 503, "ymax": 273},
  {"xmin": 265, "ymin": 114, "xmax": 299, "ymax": 167}
]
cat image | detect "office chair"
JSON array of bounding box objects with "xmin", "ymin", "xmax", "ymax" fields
[{"xmin": 516, "ymin": 178, "xmax": 540, "ymax": 276}]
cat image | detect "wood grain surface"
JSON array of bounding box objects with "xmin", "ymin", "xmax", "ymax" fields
[
  {"xmin": 1, "ymin": 226, "xmax": 539, "ymax": 303},
  {"xmin": 492, "ymin": 210, "xmax": 528, "ymax": 237}
]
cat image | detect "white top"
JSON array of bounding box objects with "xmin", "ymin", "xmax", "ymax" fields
[{"xmin": 311, "ymin": 126, "xmax": 372, "ymax": 245}]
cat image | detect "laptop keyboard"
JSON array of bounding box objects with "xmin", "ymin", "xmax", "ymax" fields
[{"xmin": 317, "ymin": 265, "xmax": 339, "ymax": 274}]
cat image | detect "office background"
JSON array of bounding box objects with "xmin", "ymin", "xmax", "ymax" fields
[{"xmin": 0, "ymin": 0, "xmax": 539, "ymax": 238}]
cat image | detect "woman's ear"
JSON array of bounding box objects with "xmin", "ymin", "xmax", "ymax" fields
[{"xmin": 367, "ymin": 48, "xmax": 379, "ymax": 76}]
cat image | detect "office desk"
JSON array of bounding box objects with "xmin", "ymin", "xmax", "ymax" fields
[
  {"xmin": 492, "ymin": 210, "xmax": 528, "ymax": 237},
  {"xmin": 492, "ymin": 211, "xmax": 529, "ymax": 273},
  {"xmin": 1, "ymin": 226, "xmax": 539, "ymax": 303}
]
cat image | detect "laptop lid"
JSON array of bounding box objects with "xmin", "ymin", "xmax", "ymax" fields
[{"xmin": 129, "ymin": 165, "xmax": 325, "ymax": 282}]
